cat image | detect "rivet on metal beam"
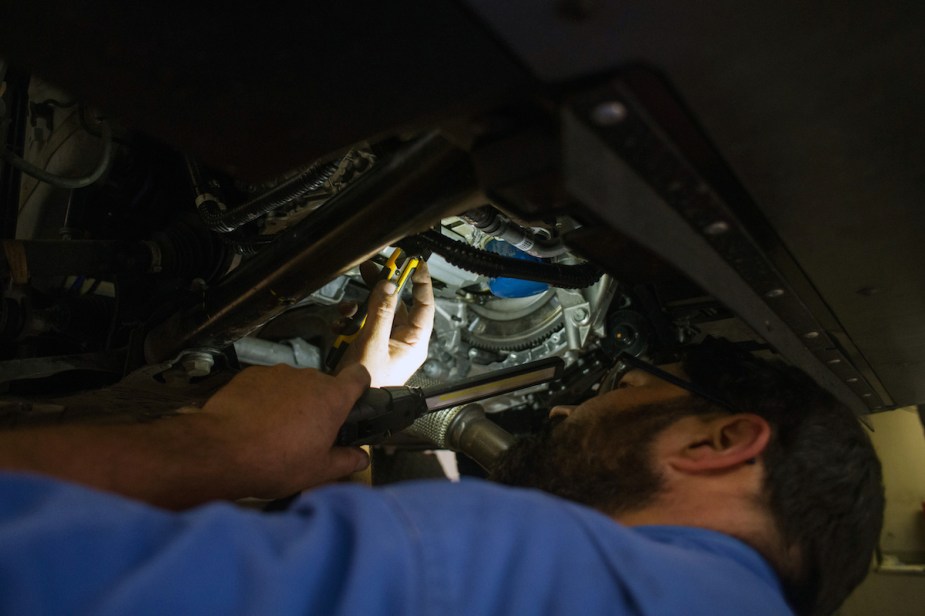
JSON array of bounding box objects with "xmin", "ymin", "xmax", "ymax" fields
[
  {"xmin": 590, "ymin": 101, "xmax": 628, "ymax": 126},
  {"xmin": 803, "ymin": 331, "xmax": 820, "ymax": 340},
  {"xmin": 703, "ymin": 221, "xmax": 730, "ymax": 235},
  {"xmin": 765, "ymin": 288, "xmax": 785, "ymax": 298}
]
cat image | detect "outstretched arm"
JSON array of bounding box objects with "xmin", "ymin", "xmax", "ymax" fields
[
  {"xmin": 0, "ymin": 364, "xmax": 372, "ymax": 509},
  {"xmin": 0, "ymin": 264, "xmax": 435, "ymax": 509}
]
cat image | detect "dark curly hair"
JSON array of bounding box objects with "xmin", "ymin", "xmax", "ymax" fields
[{"xmin": 682, "ymin": 338, "xmax": 884, "ymax": 616}]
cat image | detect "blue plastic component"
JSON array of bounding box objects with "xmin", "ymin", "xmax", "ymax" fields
[{"xmin": 485, "ymin": 240, "xmax": 550, "ymax": 298}]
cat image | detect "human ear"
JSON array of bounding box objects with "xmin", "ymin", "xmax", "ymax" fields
[{"xmin": 669, "ymin": 414, "xmax": 771, "ymax": 472}]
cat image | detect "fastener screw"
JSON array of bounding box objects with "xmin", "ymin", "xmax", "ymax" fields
[
  {"xmin": 591, "ymin": 101, "xmax": 628, "ymax": 126},
  {"xmin": 182, "ymin": 352, "xmax": 215, "ymax": 378},
  {"xmin": 703, "ymin": 221, "xmax": 730, "ymax": 235}
]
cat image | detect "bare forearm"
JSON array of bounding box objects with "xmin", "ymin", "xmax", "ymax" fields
[
  {"xmin": 0, "ymin": 365, "xmax": 372, "ymax": 509},
  {"xmin": 0, "ymin": 413, "xmax": 256, "ymax": 509}
]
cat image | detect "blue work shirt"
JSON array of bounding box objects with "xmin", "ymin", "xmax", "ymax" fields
[{"xmin": 0, "ymin": 472, "xmax": 793, "ymax": 615}]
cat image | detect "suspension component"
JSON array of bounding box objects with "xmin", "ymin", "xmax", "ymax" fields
[{"xmin": 461, "ymin": 205, "xmax": 568, "ymax": 258}]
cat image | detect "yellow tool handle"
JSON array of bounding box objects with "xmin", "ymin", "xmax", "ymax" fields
[{"xmin": 325, "ymin": 249, "xmax": 420, "ymax": 370}]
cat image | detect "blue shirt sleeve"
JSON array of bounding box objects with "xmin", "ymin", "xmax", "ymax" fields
[{"xmin": 0, "ymin": 472, "xmax": 793, "ymax": 616}]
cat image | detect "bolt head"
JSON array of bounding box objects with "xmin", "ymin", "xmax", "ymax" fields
[
  {"xmin": 422, "ymin": 360, "xmax": 443, "ymax": 378},
  {"xmin": 182, "ymin": 353, "xmax": 214, "ymax": 378},
  {"xmin": 591, "ymin": 101, "xmax": 628, "ymax": 126},
  {"xmin": 703, "ymin": 221, "xmax": 730, "ymax": 235}
]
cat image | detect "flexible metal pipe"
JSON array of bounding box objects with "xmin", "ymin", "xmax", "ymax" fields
[{"xmin": 403, "ymin": 403, "xmax": 514, "ymax": 472}]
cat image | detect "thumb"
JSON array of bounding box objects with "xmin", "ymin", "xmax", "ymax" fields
[
  {"xmin": 325, "ymin": 447, "xmax": 371, "ymax": 479},
  {"xmin": 335, "ymin": 362, "xmax": 372, "ymax": 405}
]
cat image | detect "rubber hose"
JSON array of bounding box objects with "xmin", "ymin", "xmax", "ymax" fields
[
  {"xmin": 415, "ymin": 230, "xmax": 601, "ymax": 289},
  {"xmin": 199, "ymin": 160, "xmax": 340, "ymax": 233},
  {"xmin": 0, "ymin": 120, "xmax": 113, "ymax": 190}
]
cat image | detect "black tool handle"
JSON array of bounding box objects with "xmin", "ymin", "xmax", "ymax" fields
[{"xmin": 335, "ymin": 387, "xmax": 427, "ymax": 447}]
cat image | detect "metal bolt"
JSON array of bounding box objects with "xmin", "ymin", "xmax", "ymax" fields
[
  {"xmin": 803, "ymin": 331, "xmax": 820, "ymax": 340},
  {"xmin": 703, "ymin": 221, "xmax": 730, "ymax": 235},
  {"xmin": 422, "ymin": 360, "xmax": 443, "ymax": 379},
  {"xmin": 591, "ymin": 101, "xmax": 628, "ymax": 126},
  {"xmin": 572, "ymin": 308, "xmax": 590, "ymax": 323},
  {"xmin": 612, "ymin": 324, "xmax": 638, "ymax": 347},
  {"xmin": 182, "ymin": 352, "xmax": 215, "ymax": 378},
  {"xmin": 765, "ymin": 288, "xmax": 785, "ymax": 298}
]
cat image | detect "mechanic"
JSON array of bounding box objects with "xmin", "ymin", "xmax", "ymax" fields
[{"xmin": 0, "ymin": 264, "xmax": 883, "ymax": 616}]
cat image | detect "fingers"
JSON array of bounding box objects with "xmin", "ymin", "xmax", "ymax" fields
[
  {"xmin": 337, "ymin": 301, "xmax": 358, "ymax": 318},
  {"xmin": 356, "ymin": 279, "xmax": 400, "ymax": 357},
  {"xmin": 359, "ymin": 260, "xmax": 381, "ymax": 287},
  {"xmin": 332, "ymin": 302, "xmax": 359, "ymax": 335},
  {"xmin": 407, "ymin": 262, "xmax": 435, "ymax": 339},
  {"xmin": 326, "ymin": 367, "xmax": 371, "ymax": 477}
]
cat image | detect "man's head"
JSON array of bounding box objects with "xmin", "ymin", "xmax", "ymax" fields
[{"xmin": 490, "ymin": 339, "xmax": 884, "ymax": 616}]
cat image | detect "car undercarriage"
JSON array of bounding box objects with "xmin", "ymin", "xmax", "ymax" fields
[{"xmin": 1, "ymin": 2, "xmax": 923, "ymax": 458}]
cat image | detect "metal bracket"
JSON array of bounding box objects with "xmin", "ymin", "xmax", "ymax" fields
[{"xmin": 561, "ymin": 78, "xmax": 883, "ymax": 414}]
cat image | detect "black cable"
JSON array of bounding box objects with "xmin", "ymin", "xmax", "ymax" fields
[
  {"xmin": 195, "ymin": 159, "xmax": 340, "ymax": 233},
  {"xmin": 413, "ymin": 231, "xmax": 601, "ymax": 289},
  {"xmin": 35, "ymin": 98, "xmax": 77, "ymax": 109}
]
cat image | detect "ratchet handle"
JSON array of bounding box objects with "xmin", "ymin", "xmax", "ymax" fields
[{"xmin": 336, "ymin": 386, "xmax": 427, "ymax": 447}]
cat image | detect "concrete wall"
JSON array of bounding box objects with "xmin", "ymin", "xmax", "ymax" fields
[
  {"xmin": 868, "ymin": 407, "xmax": 925, "ymax": 561},
  {"xmin": 840, "ymin": 407, "xmax": 925, "ymax": 616}
]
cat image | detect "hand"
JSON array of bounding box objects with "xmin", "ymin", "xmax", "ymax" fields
[
  {"xmin": 0, "ymin": 363, "xmax": 373, "ymax": 509},
  {"xmin": 337, "ymin": 261, "xmax": 434, "ymax": 387},
  {"xmin": 200, "ymin": 363, "xmax": 372, "ymax": 498}
]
